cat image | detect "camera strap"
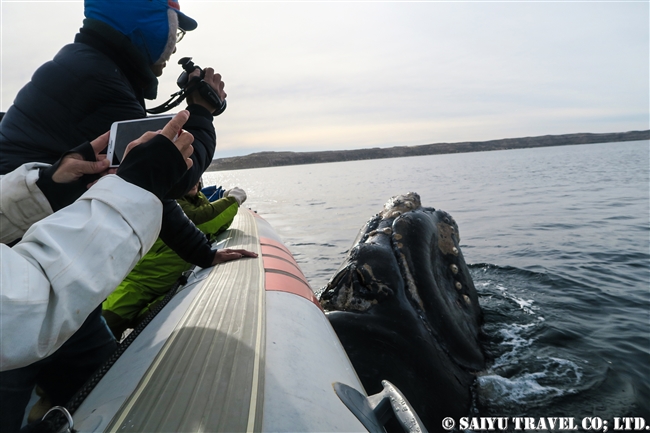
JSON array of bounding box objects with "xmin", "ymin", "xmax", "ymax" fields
[
  {"xmin": 146, "ymin": 89, "xmax": 188, "ymax": 115},
  {"xmin": 146, "ymin": 78, "xmax": 226, "ymax": 116}
]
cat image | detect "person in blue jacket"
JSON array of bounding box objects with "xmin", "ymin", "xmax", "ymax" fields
[{"xmin": 0, "ymin": 0, "xmax": 225, "ymax": 267}]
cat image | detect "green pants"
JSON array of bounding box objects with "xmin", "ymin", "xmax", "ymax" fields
[{"xmin": 102, "ymin": 237, "xmax": 194, "ymax": 338}]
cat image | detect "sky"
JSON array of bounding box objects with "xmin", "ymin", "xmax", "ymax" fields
[{"xmin": 1, "ymin": 1, "xmax": 648, "ymax": 158}]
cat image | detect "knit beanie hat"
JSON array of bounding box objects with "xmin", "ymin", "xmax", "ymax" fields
[{"xmin": 84, "ymin": 0, "xmax": 197, "ymax": 66}]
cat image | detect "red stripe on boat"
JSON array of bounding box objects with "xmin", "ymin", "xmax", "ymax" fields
[
  {"xmin": 260, "ymin": 237, "xmax": 321, "ymax": 309},
  {"xmin": 260, "ymin": 239, "xmax": 293, "ymax": 259},
  {"xmin": 263, "ymin": 256, "xmax": 308, "ymax": 285},
  {"xmin": 264, "ymin": 272, "xmax": 321, "ymax": 309}
]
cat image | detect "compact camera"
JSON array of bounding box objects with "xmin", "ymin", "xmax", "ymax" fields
[{"xmin": 176, "ymin": 57, "xmax": 227, "ymax": 116}]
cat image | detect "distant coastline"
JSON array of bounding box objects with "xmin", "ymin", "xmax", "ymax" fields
[{"xmin": 207, "ymin": 130, "xmax": 650, "ymax": 172}]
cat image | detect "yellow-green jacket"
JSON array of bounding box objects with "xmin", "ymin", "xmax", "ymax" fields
[{"xmin": 102, "ymin": 192, "xmax": 239, "ymax": 338}]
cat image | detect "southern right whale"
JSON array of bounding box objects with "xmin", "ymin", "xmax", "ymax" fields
[{"xmin": 320, "ymin": 192, "xmax": 485, "ymax": 432}]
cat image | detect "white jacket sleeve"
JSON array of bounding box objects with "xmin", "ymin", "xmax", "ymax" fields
[
  {"xmin": 0, "ymin": 162, "xmax": 53, "ymax": 244},
  {"xmin": 1, "ymin": 175, "xmax": 162, "ymax": 371}
]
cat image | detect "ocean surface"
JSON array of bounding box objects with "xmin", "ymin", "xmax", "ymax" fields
[{"xmin": 203, "ymin": 140, "xmax": 650, "ymax": 425}]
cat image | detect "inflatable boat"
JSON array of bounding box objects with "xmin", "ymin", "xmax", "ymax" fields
[{"xmin": 50, "ymin": 208, "xmax": 424, "ymax": 432}]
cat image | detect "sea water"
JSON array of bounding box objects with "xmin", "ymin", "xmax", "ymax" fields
[{"xmin": 203, "ymin": 140, "xmax": 649, "ymax": 422}]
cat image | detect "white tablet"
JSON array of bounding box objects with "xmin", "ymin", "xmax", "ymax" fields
[{"xmin": 107, "ymin": 115, "xmax": 175, "ymax": 167}]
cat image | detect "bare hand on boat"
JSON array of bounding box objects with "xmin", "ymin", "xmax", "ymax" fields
[
  {"xmin": 122, "ymin": 110, "xmax": 195, "ymax": 170},
  {"xmin": 51, "ymin": 134, "xmax": 110, "ymax": 184},
  {"xmin": 212, "ymin": 248, "xmax": 258, "ymax": 265}
]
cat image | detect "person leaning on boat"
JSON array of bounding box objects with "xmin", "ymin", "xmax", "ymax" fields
[
  {"xmin": 102, "ymin": 182, "xmax": 249, "ymax": 339},
  {"xmin": 0, "ymin": 113, "xmax": 191, "ymax": 430},
  {"xmin": 0, "ymin": 113, "xmax": 257, "ymax": 431}
]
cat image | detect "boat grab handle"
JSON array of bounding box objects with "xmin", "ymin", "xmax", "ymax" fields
[{"xmin": 333, "ymin": 380, "xmax": 428, "ymax": 433}]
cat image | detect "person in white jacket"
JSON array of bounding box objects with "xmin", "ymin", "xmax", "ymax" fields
[
  {"xmin": 3, "ymin": 111, "xmax": 251, "ymax": 431},
  {"xmin": 0, "ymin": 150, "xmax": 110, "ymax": 245},
  {"xmin": 0, "ymin": 111, "xmax": 196, "ymax": 370}
]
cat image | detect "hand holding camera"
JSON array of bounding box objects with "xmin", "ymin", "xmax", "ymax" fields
[
  {"xmin": 177, "ymin": 57, "xmax": 227, "ymax": 116},
  {"xmin": 146, "ymin": 57, "xmax": 227, "ymax": 116},
  {"xmin": 36, "ymin": 113, "xmax": 194, "ymax": 210}
]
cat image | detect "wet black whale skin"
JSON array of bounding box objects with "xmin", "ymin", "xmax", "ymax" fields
[{"xmin": 321, "ymin": 202, "xmax": 485, "ymax": 431}]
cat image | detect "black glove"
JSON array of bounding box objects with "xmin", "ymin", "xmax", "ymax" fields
[
  {"xmin": 36, "ymin": 141, "xmax": 101, "ymax": 211},
  {"xmin": 116, "ymin": 134, "xmax": 187, "ymax": 200},
  {"xmin": 197, "ymin": 80, "xmax": 227, "ymax": 116}
]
